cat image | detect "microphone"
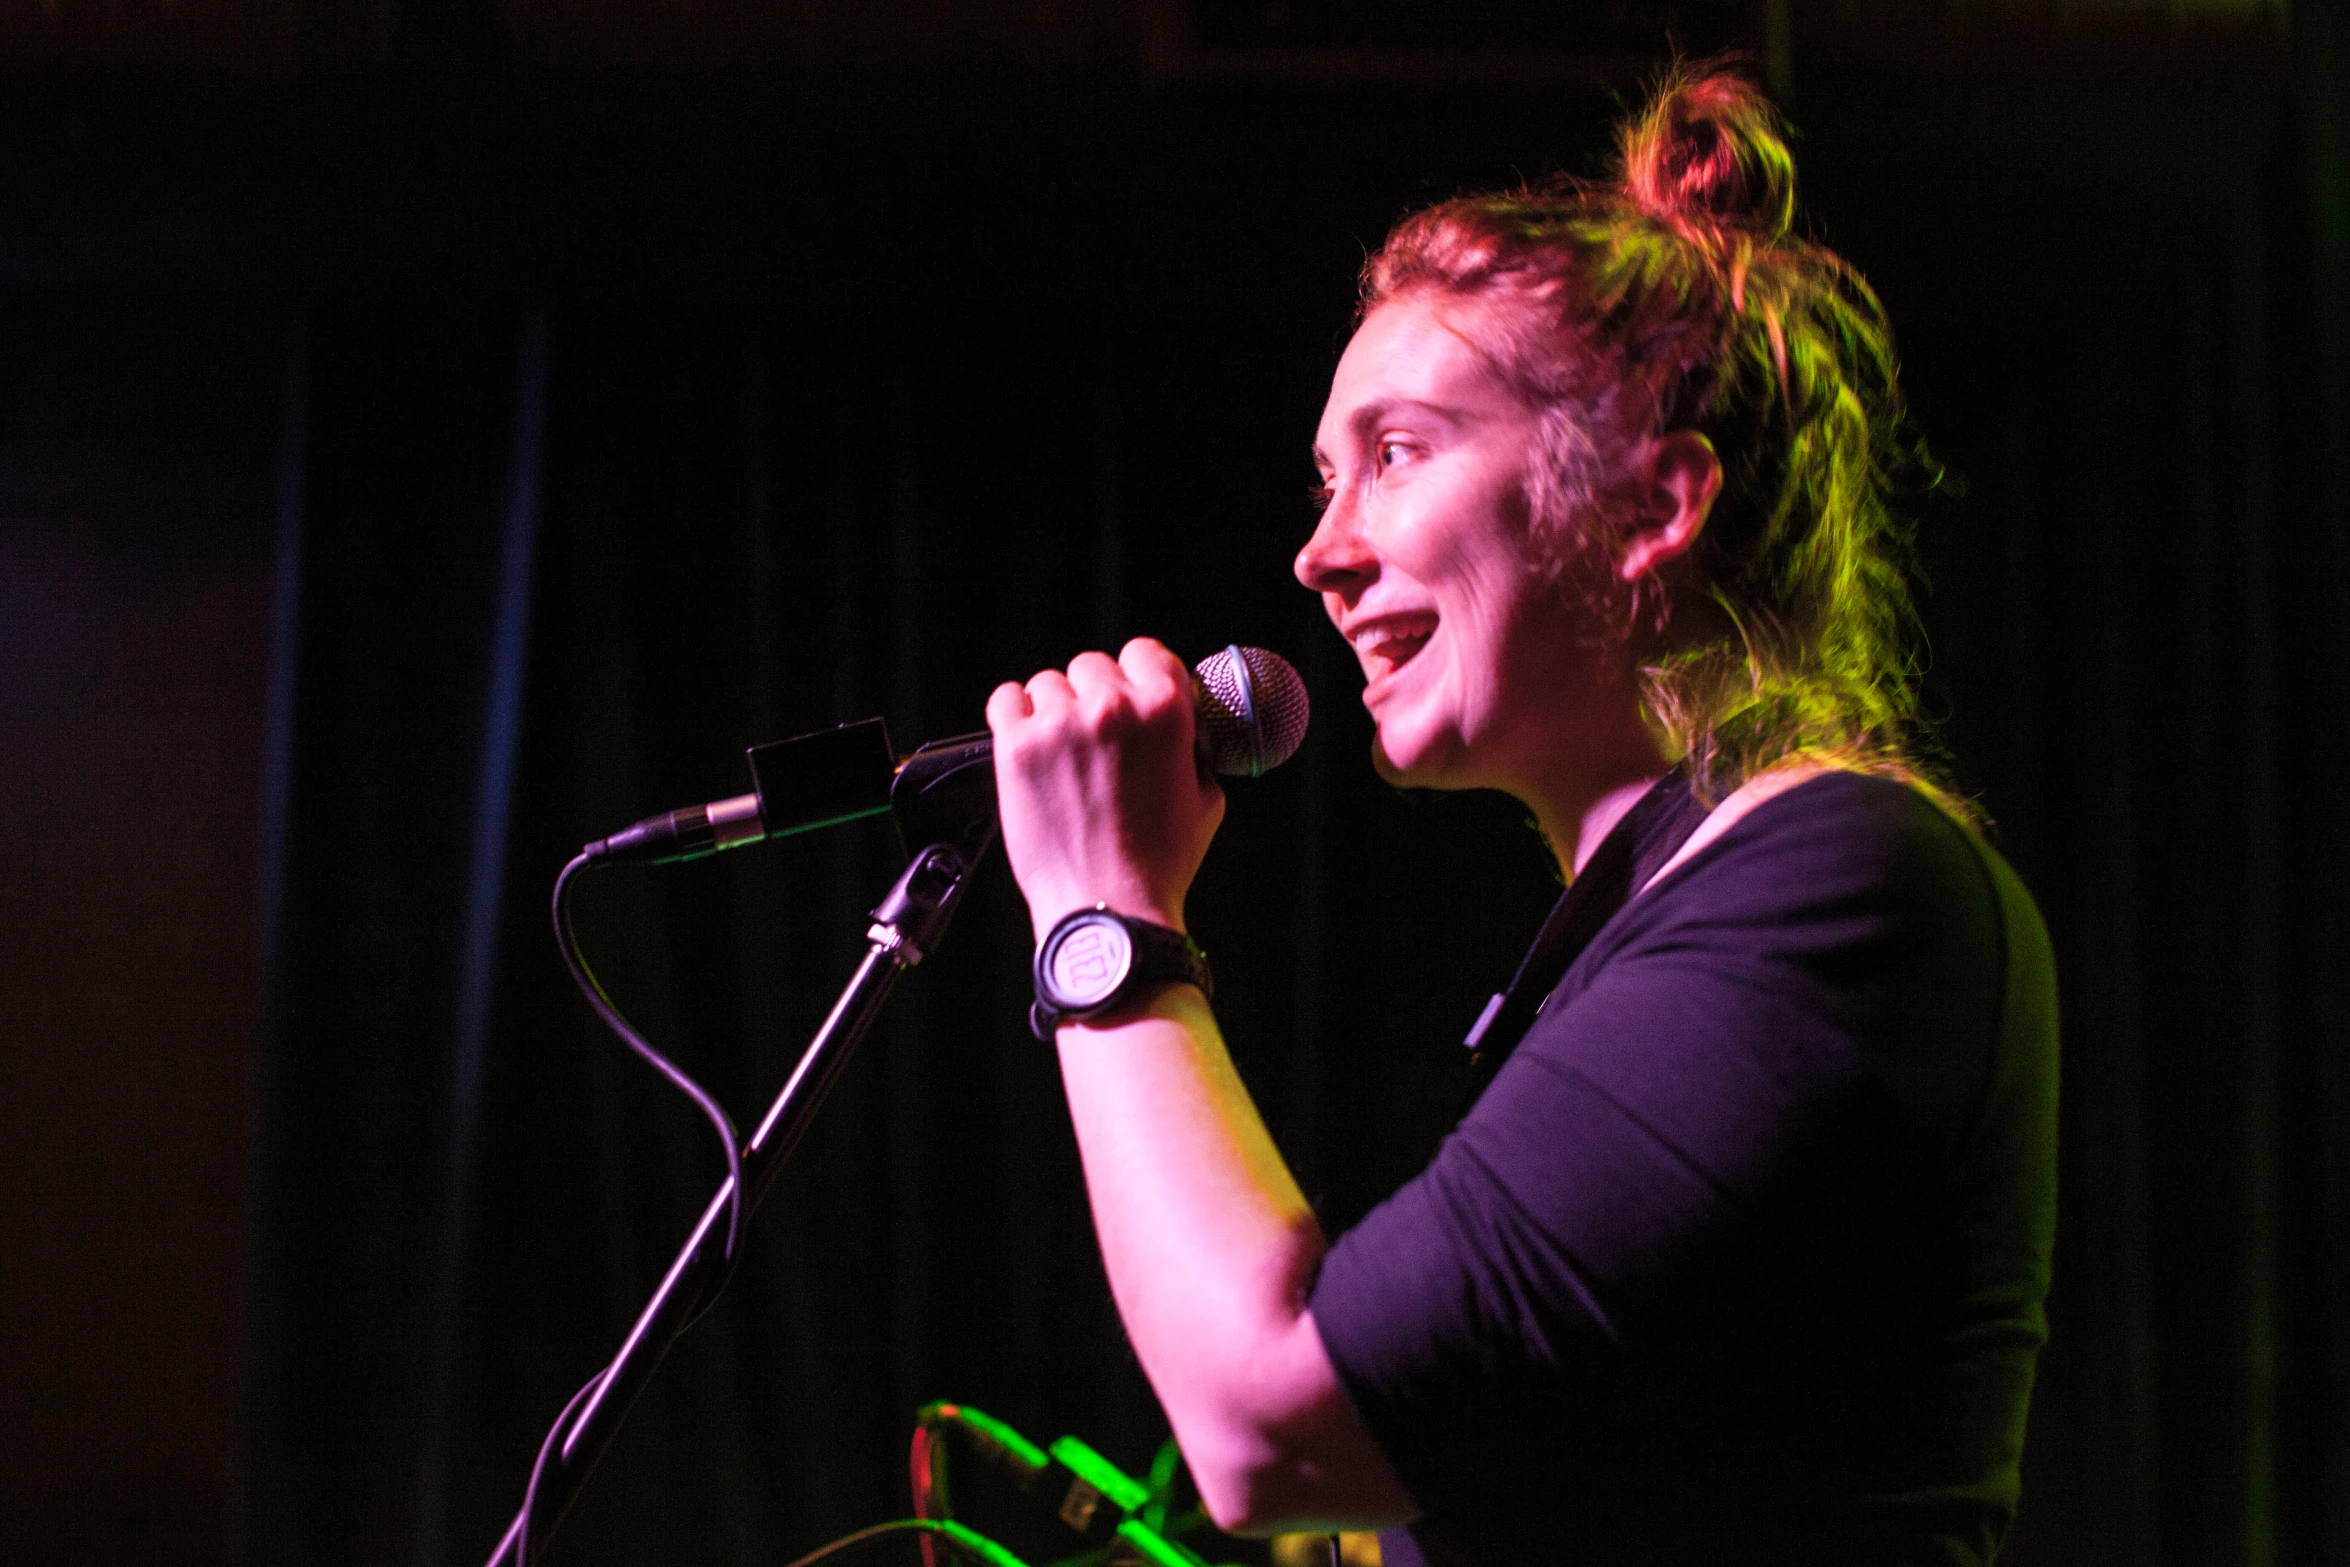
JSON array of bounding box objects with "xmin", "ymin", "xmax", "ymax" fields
[{"xmin": 584, "ymin": 645, "xmax": 1309, "ymax": 866}]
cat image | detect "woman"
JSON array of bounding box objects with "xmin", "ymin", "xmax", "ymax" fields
[{"xmin": 985, "ymin": 67, "xmax": 2057, "ymax": 1567}]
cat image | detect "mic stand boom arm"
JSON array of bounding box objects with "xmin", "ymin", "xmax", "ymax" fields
[{"xmin": 485, "ymin": 735, "xmax": 1001, "ymax": 1567}]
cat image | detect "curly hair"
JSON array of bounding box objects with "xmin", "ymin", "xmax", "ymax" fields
[{"xmin": 1360, "ymin": 63, "xmax": 1955, "ymax": 813}]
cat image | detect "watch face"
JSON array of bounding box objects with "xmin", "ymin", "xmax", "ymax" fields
[{"xmin": 1041, "ymin": 913, "xmax": 1136, "ymax": 1010}]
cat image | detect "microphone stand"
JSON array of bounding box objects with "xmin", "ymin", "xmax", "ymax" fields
[{"xmin": 483, "ymin": 734, "xmax": 1001, "ymax": 1567}]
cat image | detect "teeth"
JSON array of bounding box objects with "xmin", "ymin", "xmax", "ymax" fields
[{"xmin": 1353, "ymin": 619, "xmax": 1435, "ymax": 658}]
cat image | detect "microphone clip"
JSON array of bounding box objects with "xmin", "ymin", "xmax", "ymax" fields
[{"xmin": 582, "ymin": 714, "xmax": 1000, "ymax": 870}]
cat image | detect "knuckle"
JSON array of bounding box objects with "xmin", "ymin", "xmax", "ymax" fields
[{"xmin": 1085, "ymin": 689, "xmax": 1137, "ymax": 736}]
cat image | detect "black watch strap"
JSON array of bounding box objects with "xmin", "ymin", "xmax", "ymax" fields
[{"xmin": 1030, "ymin": 907, "xmax": 1213, "ymax": 1041}]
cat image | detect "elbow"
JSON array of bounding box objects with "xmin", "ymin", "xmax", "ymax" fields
[
  {"xmin": 1182, "ymin": 1432, "xmax": 1298, "ymax": 1537},
  {"xmin": 1173, "ymin": 1410, "xmax": 1413, "ymax": 1538},
  {"xmin": 1204, "ymin": 1491, "xmax": 1276, "ymax": 1538},
  {"xmin": 1154, "ymin": 1312, "xmax": 1415, "ymax": 1535}
]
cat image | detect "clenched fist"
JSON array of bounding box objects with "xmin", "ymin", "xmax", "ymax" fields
[{"xmin": 986, "ymin": 638, "xmax": 1227, "ymax": 944}]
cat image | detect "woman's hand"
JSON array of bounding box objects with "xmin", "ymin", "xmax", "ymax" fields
[{"xmin": 986, "ymin": 637, "xmax": 1228, "ymax": 942}]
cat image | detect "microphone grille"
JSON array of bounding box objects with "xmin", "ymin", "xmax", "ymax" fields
[{"xmin": 1194, "ymin": 646, "xmax": 1311, "ymax": 778}]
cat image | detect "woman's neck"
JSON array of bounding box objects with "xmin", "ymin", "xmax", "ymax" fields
[
  {"xmin": 1557, "ymin": 772, "xmax": 1669, "ymax": 878},
  {"xmin": 1514, "ymin": 667, "xmax": 1673, "ymax": 882}
]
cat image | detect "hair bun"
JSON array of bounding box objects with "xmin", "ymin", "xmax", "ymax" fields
[{"xmin": 1620, "ymin": 66, "xmax": 1797, "ymax": 243}]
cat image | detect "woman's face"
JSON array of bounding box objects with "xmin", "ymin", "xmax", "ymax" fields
[{"xmin": 1298, "ymin": 291, "xmax": 1622, "ymax": 798}]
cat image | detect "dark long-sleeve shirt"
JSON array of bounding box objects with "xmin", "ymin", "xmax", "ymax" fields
[{"xmin": 1311, "ymin": 773, "xmax": 2059, "ymax": 1567}]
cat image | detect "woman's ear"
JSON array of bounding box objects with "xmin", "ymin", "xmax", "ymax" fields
[{"xmin": 1617, "ymin": 430, "xmax": 1723, "ymax": 582}]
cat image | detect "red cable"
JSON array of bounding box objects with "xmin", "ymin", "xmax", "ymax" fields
[{"xmin": 909, "ymin": 1405, "xmax": 957, "ymax": 1567}]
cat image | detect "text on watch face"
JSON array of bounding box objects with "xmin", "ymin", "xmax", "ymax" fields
[{"xmin": 1050, "ymin": 922, "xmax": 1133, "ymax": 1000}]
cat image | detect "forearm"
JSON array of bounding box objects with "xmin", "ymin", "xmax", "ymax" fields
[
  {"xmin": 1054, "ymin": 985, "xmax": 1412, "ymax": 1533},
  {"xmin": 1057, "ymin": 986, "xmax": 1321, "ymax": 1396}
]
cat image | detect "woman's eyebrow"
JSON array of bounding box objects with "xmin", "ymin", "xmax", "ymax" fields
[
  {"xmin": 1350, "ymin": 398, "xmax": 1469, "ymax": 441},
  {"xmin": 1313, "ymin": 398, "xmax": 1475, "ymax": 470}
]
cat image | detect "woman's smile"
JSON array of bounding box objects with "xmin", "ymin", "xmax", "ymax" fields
[{"xmin": 1348, "ymin": 611, "xmax": 1439, "ymax": 691}]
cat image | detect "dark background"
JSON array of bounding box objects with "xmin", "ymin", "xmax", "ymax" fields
[{"xmin": 3, "ymin": 1, "xmax": 2345, "ymax": 1564}]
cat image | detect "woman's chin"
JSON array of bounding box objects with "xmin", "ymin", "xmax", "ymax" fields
[{"xmin": 1369, "ymin": 722, "xmax": 1461, "ymax": 789}]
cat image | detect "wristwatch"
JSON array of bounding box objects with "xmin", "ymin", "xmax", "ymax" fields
[{"xmin": 1030, "ymin": 906, "xmax": 1214, "ymax": 1041}]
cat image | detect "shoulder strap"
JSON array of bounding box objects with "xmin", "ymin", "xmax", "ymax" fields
[{"xmin": 1464, "ymin": 769, "xmax": 1706, "ymax": 1076}]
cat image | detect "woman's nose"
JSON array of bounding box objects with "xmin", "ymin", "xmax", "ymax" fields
[{"xmin": 1294, "ymin": 496, "xmax": 1376, "ymax": 596}]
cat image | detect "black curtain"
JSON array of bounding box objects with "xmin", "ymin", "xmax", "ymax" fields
[{"xmin": 242, "ymin": 20, "xmax": 2350, "ymax": 1567}]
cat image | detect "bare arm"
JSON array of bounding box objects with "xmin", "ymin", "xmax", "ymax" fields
[{"xmin": 986, "ymin": 640, "xmax": 1417, "ymax": 1535}]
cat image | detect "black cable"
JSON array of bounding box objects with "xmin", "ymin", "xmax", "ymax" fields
[
  {"xmin": 513, "ymin": 1366, "xmax": 606, "ymax": 1567},
  {"xmin": 551, "ymin": 849, "xmax": 745, "ymax": 1263},
  {"xmin": 500, "ymin": 855, "xmax": 756, "ymax": 1565}
]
